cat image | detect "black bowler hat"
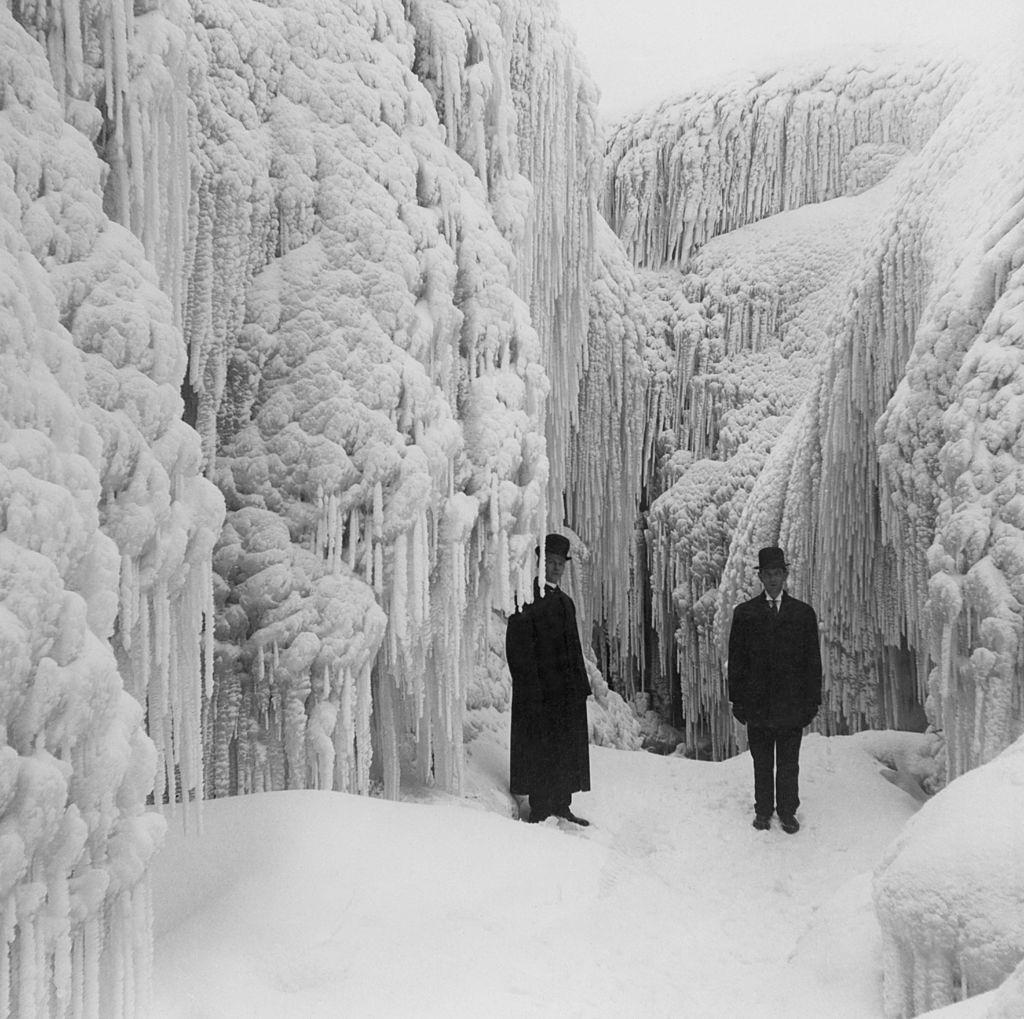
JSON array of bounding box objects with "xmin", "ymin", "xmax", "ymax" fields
[
  {"xmin": 757, "ymin": 546, "xmax": 788, "ymax": 570},
  {"xmin": 541, "ymin": 533, "xmax": 571, "ymax": 559}
]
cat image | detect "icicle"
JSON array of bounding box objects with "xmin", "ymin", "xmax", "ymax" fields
[
  {"xmin": 372, "ymin": 482, "xmax": 384, "ymax": 596},
  {"xmin": 356, "ymin": 660, "xmax": 372, "ymax": 795},
  {"xmin": 348, "ymin": 506, "xmax": 360, "ymax": 572}
]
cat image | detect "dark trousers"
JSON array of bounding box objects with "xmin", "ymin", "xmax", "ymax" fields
[
  {"xmin": 528, "ymin": 789, "xmax": 571, "ymax": 822},
  {"xmin": 748, "ymin": 726, "xmax": 803, "ymax": 818}
]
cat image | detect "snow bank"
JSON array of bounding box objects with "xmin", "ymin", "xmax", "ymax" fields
[
  {"xmin": 151, "ymin": 733, "xmax": 927, "ymax": 1017},
  {"xmin": 874, "ymin": 733, "xmax": 1024, "ymax": 1017}
]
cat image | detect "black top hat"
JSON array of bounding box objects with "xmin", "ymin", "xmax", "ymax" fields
[
  {"xmin": 757, "ymin": 546, "xmax": 788, "ymax": 570},
  {"xmin": 542, "ymin": 533, "xmax": 571, "ymax": 559}
]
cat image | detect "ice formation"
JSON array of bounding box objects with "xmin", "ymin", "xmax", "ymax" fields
[
  {"xmin": 874, "ymin": 733, "xmax": 1024, "ymax": 1016},
  {"xmin": 6, "ymin": 0, "xmax": 1024, "ymax": 1009},
  {"xmin": 1, "ymin": 9, "xmax": 219, "ymax": 1012},
  {"xmin": 603, "ymin": 53, "xmax": 965, "ymax": 269},
  {"xmin": 7, "ymin": 0, "xmax": 628, "ymax": 885},
  {"xmin": 603, "ymin": 39, "xmax": 1024, "ymax": 1016},
  {"xmin": 184, "ymin": 0, "xmax": 611, "ymax": 800},
  {"xmin": 601, "ymin": 45, "xmax": 1024, "ymax": 778},
  {"xmin": 568, "ymin": 219, "xmax": 649, "ymax": 694},
  {"xmin": 645, "ymin": 178, "xmax": 901, "ymax": 749},
  {"xmin": 601, "ymin": 52, "xmax": 970, "ymax": 743}
]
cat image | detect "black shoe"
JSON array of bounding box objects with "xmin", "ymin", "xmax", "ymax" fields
[
  {"xmin": 779, "ymin": 815, "xmax": 800, "ymax": 834},
  {"xmin": 526, "ymin": 812, "xmax": 550, "ymax": 824},
  {"xmin": 752, "ymin": 814, "xmax": 772, "ymax": 831},
  {"xmin": 556, "ymin": 810, "xmax": 590, "ymax": 827}
]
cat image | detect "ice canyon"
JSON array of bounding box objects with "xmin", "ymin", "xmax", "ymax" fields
[{"xmin": 0, "ymin": 0, "xmax": 1022, "ymax": 1014}]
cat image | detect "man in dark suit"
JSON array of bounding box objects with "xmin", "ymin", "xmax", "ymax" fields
[
  {"xmin": 727, "ymin": 546, "xmax": 822, "ymax": 833},
  {"xmin": 506, "ymin": 533, "xmax": 592, "ymax": 825}
]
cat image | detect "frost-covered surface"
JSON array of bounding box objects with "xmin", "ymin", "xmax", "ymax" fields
[
  {"xmin": 643, "ymin": 177, "xmax": 900, "ymax": 750},
  {"xmin": 150, "ymin": 730, "xmax": 933, "ymax": 1016},
  {"xmin": 874, "ymin": 733, "xmax": 1024, "ymax": 1017},
  {"xmin": 0, "ymin": 10, "xmax": 220, "ymax": 1013},
  {"xmin": 603, "ymin": 50, "xmax": 966, "ymax": 269},
  {"xmin": 874, "ymin": 51, "xmax": 1024, "ymax": 779},
  {"xmin": 187, "ymin": 0, "xmax": 614, "ymax": 799},
  {"xmin": 605, "ymin": 41, "xmax": 1024, "ymax": 773},
  {"xmin": 720, "ymin": 42, "xmax": 1024, "ymax": 773},
  {"xmin": 6, "ymin": 0, "xmax": 630, "ymax": 839},
  {"xmin": 567, "ymin": 223, "xmax": 649, "ymax": 692}
]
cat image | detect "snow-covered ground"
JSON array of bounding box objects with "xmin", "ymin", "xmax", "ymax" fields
[{"xmin": 150, "ymin": 733, "xmax": 987, "ymax": 1017}]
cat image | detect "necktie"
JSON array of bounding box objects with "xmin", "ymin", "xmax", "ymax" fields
[{"xmin": 771, "ymin": 598, "xmax": 778, "ymax": 615}]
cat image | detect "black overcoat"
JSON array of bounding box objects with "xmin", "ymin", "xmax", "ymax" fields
[
  {"xmin": 506, "ymin": 580, "xmax": 591, "ymax": 796},
  {"xmin": 727, "ymin": 590, "xmax": 822, "ymax": 728}
]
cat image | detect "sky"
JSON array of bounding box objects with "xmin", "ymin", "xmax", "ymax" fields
[
  {"xmin": 149, "ymin": 728, "xmax": 1009, "ymax": 1017},
  {"xmin": 556, "ymin": 0, "xmax": 1024, "ymax": 119}
]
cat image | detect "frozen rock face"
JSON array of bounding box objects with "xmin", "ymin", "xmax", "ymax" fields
[
  {"xmin": 192, "ymin": 0, "xmax": 607, "ymax": 798},
  {"xmin": 603, "ymin": 52, "xmax": 964, "ymax": 269},
  {"xmin": 645, "ymin": 179, "xmax": 900, "ymax": 750},
  {"xmin": 873, "ymin": 733, "xmax": 1024, "ymax": 1017},
  {"xmin": 602, "ymin": 50, "xmax": 972, "ymax": 750},
  {"xmin": 604, "ymin": 42, "xmax": 1024, "ymax": 772},
  {"xmin": 875, "ymin": 51, "xmax": 1024, "ymax": 781},
  {"xmin": 0, "ymin": 10, "xmax": 220, "ymax": 1014}
]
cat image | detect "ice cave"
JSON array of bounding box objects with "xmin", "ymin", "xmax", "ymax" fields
[{"xmin": 0, "ymin": 0, "xmax": 1022, "ymax": 1014}]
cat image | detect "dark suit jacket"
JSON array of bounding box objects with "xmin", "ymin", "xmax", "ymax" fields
[
  {"xmin": 506, "ymin": 581, "xmax": 591, "ymax": 796},
  {"xmin": 727, "ymin": 590, "xmax": 822, "ymax": 728}
]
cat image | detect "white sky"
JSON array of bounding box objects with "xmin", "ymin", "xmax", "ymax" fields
[{"xmin": 557, "ymin": 0, "xmax": 1024, "ymax": 120}]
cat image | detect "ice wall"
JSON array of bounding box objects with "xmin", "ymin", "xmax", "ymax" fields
[
  {"xmin": 603, "ymin": 52, "xmax": 964, "ymax": 269},
  {"xmin": 180, "ymin": 0, "xmax": 559, "ymax": 799},
  {"xmin": 0, "ymin": 12, "xmax": 220, "ymax": 1013},
  {"xmin": 11, "ymin": 0, "xmax": 624, "ymax": 807},
  {"xmin": 604, "ymin": 52, "xmax": 968, "ymax": 746},
  {"xmin": 874, "ymin": 51, "xmax": 1024, "ymax": 780},
  {"xmin": 718, "ymin": 44, "xmax": 1024, "ymax": 778},
  {"xmin": 640, "ymin": 169, "xmax": 906, "ymax": 750},
  {"xmin": 609, "ymin": 46, "xmax": 1024, "ymax": 769},
  {"xmin": 568, "ymin": 219, "xmax": 649, "ymax": 694}
]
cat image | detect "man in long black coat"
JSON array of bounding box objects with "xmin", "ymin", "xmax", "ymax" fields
[
  {"xmin": 728, "ymin": 546, "xmax": 821, "ymax": 834},
  {"xmin": 506, "ymin": 533, "xmax": 591, "ymax": 825}
]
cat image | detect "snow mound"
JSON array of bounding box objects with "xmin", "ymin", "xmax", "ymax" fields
[{"xmin": 874, "ymin": 733, "xmax": 1024, "ymax": 1016}]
